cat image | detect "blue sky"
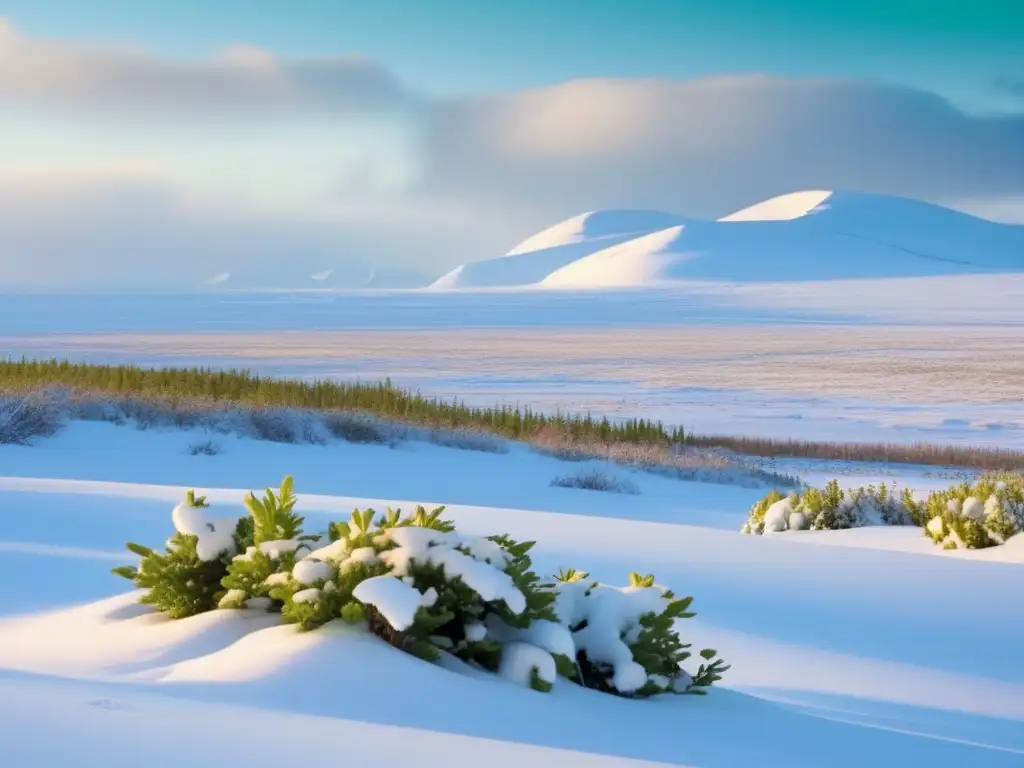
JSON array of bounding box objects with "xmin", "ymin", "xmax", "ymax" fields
[
  {"xmin": 5, "ymin": 0, "xmax": 1023, "ymax": 112},
  {"xmin": 0, "ymin": 1, "xmax": 1022, "ymax": 288}
]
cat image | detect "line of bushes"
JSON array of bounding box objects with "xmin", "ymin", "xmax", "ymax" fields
[
  {"xmin": 0, "ymin": 358, "xmax": 675, "ymax": 444},
  {"xmin": 742, "ymin": 474, "xmax": 1024, "ymax": 550},
  {"xmin": 685, "ymin": 434, "xmax": 1024, "ymax": 472}
]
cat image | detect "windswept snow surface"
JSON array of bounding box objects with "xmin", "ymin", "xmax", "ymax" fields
[
  {"xmin": 506, "ymin": 210, "xmax": 692, "ymax": 256},
  {"xmin": 431, "ymin": 209, "xmax": 691, "ymax": 289},
  {"xmin": 436, "ymin": 191, "xmax": 1024, "ymax": 288},
  {"xmin": 1, "ymin": 424, "xmax": 1023, "ymax": 766},
  {"xmin": 717, "ymin": 190, "xmax": 837, "ymax": 222}
]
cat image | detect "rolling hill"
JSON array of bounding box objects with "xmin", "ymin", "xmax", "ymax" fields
[{"xmin": 430, "ymin": 191, "xmax": 1024, "ymax": 289}]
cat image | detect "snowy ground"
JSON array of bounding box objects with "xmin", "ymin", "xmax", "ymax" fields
[{"xmin": 1, "ymin": 423, "xmax": 1023, "ymax": 766}]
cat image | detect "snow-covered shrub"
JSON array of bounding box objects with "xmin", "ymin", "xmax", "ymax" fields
[
  {"xmin": 0, "ymin": 392, "xmax": 63, "ymax": 444},
  {"xmin": 741, "ymin": 480, "xmax": 912, "ymax": 535},
  {"xmin": 112, "ymin": 476, "xmax": 729, "ymax": 698},
  {"xmin": 220, "ymin": 476, "xmax": 321, "ymax": 610},
  {"xmin": 552, "ymin": 569, "xmax": 728, "ymax": 696},
  {"xmin": 742, "ymin": 475, "xmax": 1024, "ymax": 549},
  {"xmin": 905, "ymin": 475, "xmax": 1024, "ymax": 550},
  {"xmin": 113, "ymin": 489, "xmax": 251, "ymax": 618},
  {"xmin": 270, "ymin": 507, "xmax": 561, "ymax": 678},
  {"xmin": 551, "ymin": 469, "xmax": 640, "ymax": 495}
]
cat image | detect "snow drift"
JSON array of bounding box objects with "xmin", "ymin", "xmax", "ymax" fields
[
  {"xmin": 432, "ymin": 191, "xmax": 1024, "ymax": 289},
  {"xmin": 431, "ymin": 210, "xmax": 691, "ymax": 289}
]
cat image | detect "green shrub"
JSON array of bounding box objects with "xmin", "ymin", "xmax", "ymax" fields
[
  {"xmin": 112, "ymin": 490, "xmax": 251, "ymax": 618},
  {"xmin": 114, "ymin": 475, "xmax": 727, "ymax": 698},
  {"xmin": 220, "ymin": 476, "xmax": 319, "ymax": 610},
  {"xmin": 741, "ymin": 474, "xmax": 1024, "ymax": 549}
]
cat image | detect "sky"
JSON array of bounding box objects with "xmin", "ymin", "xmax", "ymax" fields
[{"xmin": 0, "ymin": 0, "xmax": 1022, "ymax": 288}]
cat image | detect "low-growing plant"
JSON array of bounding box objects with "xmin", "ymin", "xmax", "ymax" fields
[
  {"xmin": 741, "ymin": 474, "xmax": 1024, "ymax": 549},
  {"xmin": 559, "ymin": 571, "xmax": 729, "ymax": 697},
  {"xmin": 112, "ymin": 490, "xmax": 252, "ymax": 618},
  {"xmin": 187, "ymin": 439, "xmax": 222, "ymax": 456},
  {"xmin": 113, "ymin": 475, "xmax": 728, "ymax": 699},
  {"xmin": 323, "ymin": 412, "xmax": 389, "ymax": 444},
  {"xmin": 0, "ymin": 392, "xmax": 63, "ymax": 444},
  {"xmin": 428, "ymin": 427, "xmax": 509, "ymax": 454},
  {"xmin": 551, "ymin": 468, "xmax": 640, "ymax": 495}
]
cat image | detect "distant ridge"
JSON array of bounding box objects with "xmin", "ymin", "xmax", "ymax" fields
[{"xmin": 430, "ymin": 191, "xmax": 1024, "ymax": 289}]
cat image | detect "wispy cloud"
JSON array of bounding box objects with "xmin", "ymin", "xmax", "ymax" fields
[{"xmin": 0, "ymin": 20, "xmax": 416, "ymax": 117}]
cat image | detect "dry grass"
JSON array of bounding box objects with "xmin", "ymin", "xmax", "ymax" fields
[
  {"xmin": 529, "ymin": 428, "xmax": 799, "ymax": 489},
  {"xmin": 685, "ymin": 434, "xmax": 1024, "ymax": 472}
]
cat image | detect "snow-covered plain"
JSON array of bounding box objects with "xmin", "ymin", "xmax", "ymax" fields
[
  {"xmin": 9, "ymin": 322, "xmax": 1024, "ymax": 449},
  {"xmin": 1, "ymin": 422, "xmax": 1023, "ymax": 766}
]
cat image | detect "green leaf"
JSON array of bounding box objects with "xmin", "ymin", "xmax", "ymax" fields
[
  {"xmin": 111, "ymin": 565, "xmax": 137, "ymax": 580},
  {"xmin": 125, "ymin": 541, "xmax": 154, "ymax": 558}
]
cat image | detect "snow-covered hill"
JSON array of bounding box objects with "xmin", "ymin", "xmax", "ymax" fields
[
  {"xmin": 432, "ymin": 191, "xmax": 1024, "ymax": 289},
  {"xmin": 431, "ymin": 210, "xmax": 692, "ymax": 289}
]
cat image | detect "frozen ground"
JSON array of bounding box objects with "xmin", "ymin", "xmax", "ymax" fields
[
  {"xmin": 0, "ymin": 423, "xmax": 1022, "ymax": 766},
  {"xmin": 7, "ymin": 322, "xmax": 1024, "ymax": 449}
]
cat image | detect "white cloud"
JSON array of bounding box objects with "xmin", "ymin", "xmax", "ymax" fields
[
  {"xmin": 0, "ymin": 19, "xmax": 415, "ymax": 117},
  {"xmin": 0, "ymin": 20, "xmax": 1022, "ymax": 288}
]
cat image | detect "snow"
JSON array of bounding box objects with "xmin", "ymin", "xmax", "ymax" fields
[
  {"xmin": 262, "ymin": 539, "xmax": 307, "ymax": 558},
  {"xmin": 430, "ymin": 191, "xmax": 1024, "ymax": 289},
  {"xmin": 963, "ymin": 496, "xmax": 985, "ymax": 520},
  {"xmin": 291, "ymin": 558, "xmax": 334, "ymax": 585},
  {"xmin": 717, "ymin": 190, "xmax": 836, "ymax": 222},
  {"xmin": 569, "ymin": 584, "xmax": 670, "ymax": 693},
  {"xmin": 352, "ymin": 575, "xmax": 424, "ymax": 631},
  {"xmin": 498, "ymin": 641, "xmax": 557, "ymax": 689},
  {"xmin": 506, "ymin": 210, "xmax": 692, "ymax": 256},
  {"xmin": 486, "ymin": 614, "xmax": 576, "ymax": 660},
  {"xmin": 170, "ymin": 502, "xmax": 238, "ymax": 561},
  {"xmin": 762, "ymin": 498, "xmax": 793, "ymax": 533},
  {"xmin": 431, "ymin": 210, "xmax": 692, "ymax": 289},
  {"xmin": 380, "ymin": 528, "xmax": 527, "ymax": 615},
  {"xmin": 291, "ymin": 587, "xmax": 320, "ymax": 604},
  {"xmin": 302, "ymin": 538, "xmax": 348, "ymax": 562}
]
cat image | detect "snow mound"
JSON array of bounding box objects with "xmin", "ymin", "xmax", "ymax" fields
[
  {"xmin": 506, "ymin": 210, "xmax": 691, "ymax": 256},
  {"xmin": 541, "ymin": 226, "xmax": 694, "ymax": 287},
  {"xmin": 431, "ymin": 209, "xmax": 690, "ymax": 289}
]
